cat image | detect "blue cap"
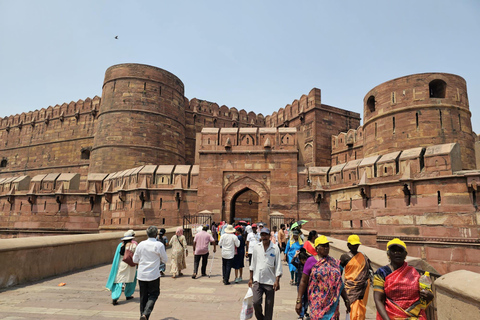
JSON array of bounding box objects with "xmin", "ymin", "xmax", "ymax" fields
[{"xmin": 260, "ymin": 227, "xmax": 270, "ymax": 234}]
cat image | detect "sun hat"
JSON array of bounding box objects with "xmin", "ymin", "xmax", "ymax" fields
[
  {"xmin": 121, "ymin": 229, "xmax": 135, "ymax": 240},
  {"xmin": 260, "ymin": 227, "xmax": 270, "ymax": 234},
  {"xmin": 224, "ymin": 224, "xmax": 235, "ymax": 234},
  {"xmin": 387, "ymin": 238, "xmax": 407, "ymax": 251},
  {"xmin": 314, "ymin": 235, "xmax": 332, "ymax": 247},
  {"xmin": 251, "ymin": 223, "xmax": 257, "ymax": 227},
  {"xmin": 347, "ymin": 234, "xmax": 362, "ymax": 245},
  {"xmin": 258, "ymin": 222, "xmax": 264, "ymax": 227}
]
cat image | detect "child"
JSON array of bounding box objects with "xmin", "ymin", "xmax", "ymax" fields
[
  {"xmin": 292, "ymin": 248, "xmax": 310, "ymax": 320},
  {"xmin": 157, "ymin": 228, "xmax": 168, "ymax": 276}
]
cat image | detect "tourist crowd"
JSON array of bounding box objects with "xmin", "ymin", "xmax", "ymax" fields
[{"xmin": 107, "ymin": 222, "xmax": 434, "ymax": 320}]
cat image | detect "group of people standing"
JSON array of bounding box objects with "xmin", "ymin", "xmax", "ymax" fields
[{"xmin": 107, "ymin": 224, "xmax": 434, "ymax": 320}]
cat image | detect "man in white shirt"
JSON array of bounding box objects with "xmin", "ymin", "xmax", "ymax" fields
[
  {"xmin": 248, "ymin": 227, "xmax": 282, "ymax": 320},
  {"xmin": 218, "ymin": 224, "xmax": 240, "ymax": 285},
  {"xmin": 133, "ymin": 226, "xmax": 168, "ymax": 320},
  {"xmin": 246, "ymin": 224, "xmax": 258, "ymax": 265}
]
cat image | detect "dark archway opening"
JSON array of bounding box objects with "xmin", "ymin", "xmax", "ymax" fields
[
  {"xmin": 230, "ymin": 188, "xmax": 259, "ymax": 224},
  {"xmin": 367, "ymin": 95, "xmax": 376, "ymax": 113},
  {"xmin": 429, "ymin": 79, "xmax": 446, "ymax": 98}
]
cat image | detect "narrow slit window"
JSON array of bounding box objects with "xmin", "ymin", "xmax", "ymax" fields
[
  {"xmin": 416, "ymin": 112, "xmax": 419, "ymax": 129},
  {"xmin": 384, "ymin": 194, "xmax": 387, "ymax": 207},
  {"xmin": 437, "ymin": 191, "xmax": 441, "ymax": 204},
  {"xmin": 439, "ymin": 110, "xmax": 443, "ymax": 129},
  {"xmin": 393, "ymin": 117, "xmax": 396, "ymax": 133},
  {"xmin": 458, "ymin": 114, "xmax": 461, "ymax": 131}
]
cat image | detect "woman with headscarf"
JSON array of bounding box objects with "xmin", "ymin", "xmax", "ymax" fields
[
  {"xmin": 285, "ymin": 229, "xmax": 303, "ymax": 285},
  {"xmin": 106, "ymin": 230, "xmax": 138, "ymax": 305},
  {"xmin": 373, "ymin": 238, "xmax": 433, "ymax": 320},
  {"xmin": 295, "ymin": 235, "xmax": 350, "ymax": 320},
  {"xmin": 169, "ymin": 227, "xmax": 188, "ymax": 278}
]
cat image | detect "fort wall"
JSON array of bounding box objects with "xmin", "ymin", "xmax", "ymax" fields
[
  {"xmin": 0, "ymin": 97, "xmax": 99, "ymax": 183},
  {"xmin": 265, "ymin": 88, "xmax": 361, "ymax": 166}
]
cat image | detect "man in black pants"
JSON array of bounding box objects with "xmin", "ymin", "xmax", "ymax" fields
[
  {"xmin": 133, "ymin": 226, "xmax": 168, "ymax": 320},
  {"xmin": 192, "ymin": 225, "xmax": 216, "ymax": 278}
]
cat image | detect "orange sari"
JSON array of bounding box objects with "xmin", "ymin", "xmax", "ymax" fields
[{"xmin": 344, "ymin": 252, "xmax": 371, "ymax": 320}]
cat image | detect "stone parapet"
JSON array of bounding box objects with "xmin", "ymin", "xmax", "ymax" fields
[{"xmin": 435, "ymin": 270, "xmax": 480, "ymax": 319}]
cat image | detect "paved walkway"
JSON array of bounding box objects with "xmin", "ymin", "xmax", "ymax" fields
[{"xmin": 0, "ymin": 245, "xmax": 376, "ymax": 320}]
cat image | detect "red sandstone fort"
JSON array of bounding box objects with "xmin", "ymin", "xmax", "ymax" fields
[{"xmin": 0, "ymin": 63, "xmax": 479, "ymax": 274}]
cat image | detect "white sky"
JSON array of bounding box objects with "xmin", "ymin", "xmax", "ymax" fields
[{"xmin": 1, "ymin": 0, "xmax": 479, "ymax": 133}]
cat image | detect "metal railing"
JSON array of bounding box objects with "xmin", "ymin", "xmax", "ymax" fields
[{"xmin": 182, "ymin": 214, "xmax": 212, "ymax": 245}]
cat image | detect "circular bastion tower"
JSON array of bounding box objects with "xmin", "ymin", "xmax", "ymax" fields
[
  {"xmin": 89, "ymin": 64, "xmax": 186, "ymax": 173},
  {"xmin": 362, "ymin": 73, "xmax": 476, "ymax": 169}
]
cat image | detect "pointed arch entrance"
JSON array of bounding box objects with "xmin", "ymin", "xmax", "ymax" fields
[
  {"xmin": 230, "ymin": 188, "xmax": 260, "ymax": 223},
  {"xmin": 224, "ymin": 175, "xmax": 270, "ymax": 224}
]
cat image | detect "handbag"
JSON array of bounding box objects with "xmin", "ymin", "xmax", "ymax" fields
[{"xmin": 122, "ymin": 244, "xmax": 137, "ymax": 267}]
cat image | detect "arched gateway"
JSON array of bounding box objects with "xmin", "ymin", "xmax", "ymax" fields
[{"xmin": 223, "ymin": 176, "xmax": 269, "ymax": 224}]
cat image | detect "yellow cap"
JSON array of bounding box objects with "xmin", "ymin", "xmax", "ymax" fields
[
  {"xmin": 387, "ymin": 238, "xmax": 407, "ymax": 251},
  {"xmin": 314, "ymin": 235, "xmax": 332, "ymax": 247},
  {"xmin": 347, "ymin": 234, "xmax": 362, "ymax": 245}
]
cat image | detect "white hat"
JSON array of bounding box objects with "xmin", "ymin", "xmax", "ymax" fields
[
  {"xmin": 224, "ymin": 224, "xmax": 235, "ymax": 234},
  {"xmin": 121, "ymin": 229, "xmax": 135, "ymax": 240}
]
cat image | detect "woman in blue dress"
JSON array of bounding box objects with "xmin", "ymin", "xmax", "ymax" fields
[{"xmin": 285, "ymin": 229, "xmax": 303, "ymax": 285}]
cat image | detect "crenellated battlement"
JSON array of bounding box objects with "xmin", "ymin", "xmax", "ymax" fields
[
  {"xmin": 0, "ymin": 96, "xmax": 100, "ymax": 130},
  {"xmin": 186, "ymin": 98, "xmax": 265, "ymax": 126},
  {"xmin": 265, "ymin": 88, "xmax": 322, "ymax": 127}
]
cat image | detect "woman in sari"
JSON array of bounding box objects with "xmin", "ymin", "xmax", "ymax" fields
[
  {"xmin": 169, "ymin": 227, "xmax": 188, "ymax": 278},
  {"xmin": 296, "ymin": 235, "xmax": 350, "ymax": 320},
  {"xmin": 303, "ymin": 230, "xmax": 318, "ymax": 256},
  {"xmin": 373, "ymin": 238, "xmax": 433, "ymax": 320},
  {"xmin": 106, "ymin": 230, "xmax": 137, "ymax": 305},
  {"xmin": 285, "ymin": 230, "xmax": 303, "ymax": 285}
]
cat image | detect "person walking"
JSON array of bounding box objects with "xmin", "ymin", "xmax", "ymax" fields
[
  {"xmin": 156, "ymin": 228, "xmax": 168, "ymax": 276},
  {"xmin": 295, "ymin": 235, "xmax": 350, "ymax": 320},
  {"xmin": 339, "ymin": 235, "xmax": 373, "ymax": 320},
  {"xmin": 106, "ymin": 230, "xmax": 138, "ymax": 305},
  {"xmin": 192, "ymin": 225, "xmax": 216, "ymax": 279},
  {"xmin": 132, "ymin": 226, "xmax": 168, "ymax": 320},
  {"xmin": 248, "ymin": 227, "xmax": 282, "ymax": 320},
  {"xmin": 218, "ymin": 224, "xmax": 240, "ymax": 285},
  {"xmin": 373, "ymin": 238, "xmax": 433, "ymax": 320},
  {"xmin": 233, "ymin": 225, "xmax": 245, "ymax": 283},
  {"xmin": 285, "ymin": 229, "xmax": 303, "ymax": 285},
  {"xmin": 278, "ymin": 224, "xmax": 287, "ymax": 253},
  {"xmin": 169, "ymin": 227, "xmax": 188, "ymax": 278},
  {"xmin": 246, "ymin": 224, "xmax": 258, "ymax": 265}
]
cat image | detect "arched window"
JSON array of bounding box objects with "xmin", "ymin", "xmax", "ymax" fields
[
  {"xmin": 367, "ymin": 96, "xmax": 376, "ymax": 113},
  {"xmin": 429, "ymin": 79, "xmax": 446, "ymax": 98},
  {"xmin": 0, "ymin": 158, "xmax": 6, "ymax": 167}
]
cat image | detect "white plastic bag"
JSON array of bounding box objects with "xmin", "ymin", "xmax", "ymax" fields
[{"xmin": 240, "ymin": 287, "xmax": 254, "ymax": 320}]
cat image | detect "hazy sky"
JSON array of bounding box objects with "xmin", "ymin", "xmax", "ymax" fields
[{"xmin": 1, "ymin": 1, "xmax": 479, "ymax": 133}]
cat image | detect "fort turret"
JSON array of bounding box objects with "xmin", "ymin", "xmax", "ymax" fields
[
  {"xmin": 362, "ymin": 73, "xmax": 475, "ymax": 169},
  {"xmin": 89, "ymin": 64, "xmax": 186, "ymax": 173}
]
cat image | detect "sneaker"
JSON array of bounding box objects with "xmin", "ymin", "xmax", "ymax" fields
[
  {"xmin": 238, "ymin": 277, "xmax": 242, "ymax": 282},
  {"xmin": 297, "ymin": 317, "xmax": 303, "ymax": 320},
  {"xmin": 234, "ymin": 278, "xmax": 239, "ymax": 283},
  {"xmin": 126, "ymin": 296, "xmax": 134, "ymax": 300},
  {"xmin": 112, "ymin": 299, "xmax": 118, "ymax": 305}
]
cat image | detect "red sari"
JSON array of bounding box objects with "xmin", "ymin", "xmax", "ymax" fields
[{"xmin": 374, "ymin": 262, "xmax": 426, "ymax": 320}]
